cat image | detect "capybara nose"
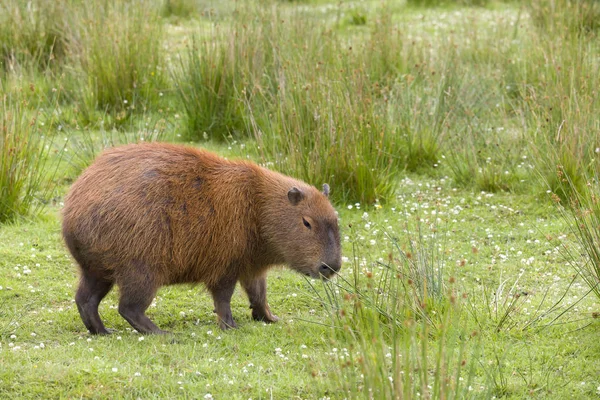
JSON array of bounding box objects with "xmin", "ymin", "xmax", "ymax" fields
[
  {"xmin": 330, "ymin": 260, "xmax": 341, "ymax": 273},
  {"xmin": 319, "ymin": 263, "xmax": 338, "ymax": 278}
]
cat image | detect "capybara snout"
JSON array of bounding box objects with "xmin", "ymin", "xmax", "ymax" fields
[{"xmin": 62, "ymin": 143, "xmax": 341, "ymax": 334}]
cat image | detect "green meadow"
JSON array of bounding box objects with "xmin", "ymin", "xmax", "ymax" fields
[{"xmin": 1, "ymin": 0, "xmax": 600, "ymax": 398}]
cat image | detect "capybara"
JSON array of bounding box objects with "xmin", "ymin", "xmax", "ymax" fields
[{"xmin": 62, "ymin": 143, "xmax": 341, "ymax": 334}]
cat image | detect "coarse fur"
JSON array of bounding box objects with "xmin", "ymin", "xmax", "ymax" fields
[{"xmin": 62, "ymin": 143, "xmax": 341, "ymax": 334}]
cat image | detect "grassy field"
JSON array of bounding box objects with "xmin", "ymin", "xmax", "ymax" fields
[{"xmin": 2, "ymin": 0, "xmax": 600, "ymax": 398}]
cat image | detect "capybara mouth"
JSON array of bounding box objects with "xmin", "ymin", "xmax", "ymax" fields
[
  {"xmin": 301, "ymin": 270, "xmax": 323, "ymax": 279},
  {"xmin": 302, "ymin": 268, "xmax": 335, "ymax": 280}
]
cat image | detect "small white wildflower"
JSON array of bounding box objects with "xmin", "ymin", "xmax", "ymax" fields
[
  {"xmin": 138, "ymin": 336, "xmax": 145, "ymax": 342},
  {"xmin": 112, "ymin": 367, "xmax": 118, "ymax": 372},
  {"xmin": 134, "ymin": 372, "xmax": 141, "ymax": 377}
]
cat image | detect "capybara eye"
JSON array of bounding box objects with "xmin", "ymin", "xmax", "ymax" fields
[{"xmin": 302, "ymin": 217, "xmax": 311, "ymax": 230}]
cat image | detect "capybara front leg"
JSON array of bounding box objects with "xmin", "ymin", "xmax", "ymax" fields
[
  {"xmin": 75, "ymin": 272, "xmax": 114, "ymax": 335},
  {"xmin": 209, "ymin": 279, "xmax": 237, "ymax": 330},
  {"xmin": 241, "ymin": 275, "xmax": 279, "ymax": 323}
]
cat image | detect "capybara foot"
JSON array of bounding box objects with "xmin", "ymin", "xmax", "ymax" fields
[
  {"xmin": 252, "ymin": 310, "xmax": 279, "ymax": 323},
  {"xmin": 93, "ymin": 327, "xmax": 115, "ymax": 335},
  {"xmin": 218, "ymin": 318, "xmax": 238, "ymax": 330}
]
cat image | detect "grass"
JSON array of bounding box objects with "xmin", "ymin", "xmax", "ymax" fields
[
  {"xmin": 0, "ymin": 0, "xmax": 69, "ymax": 72},
  {"xmin": 557, "ymin": 174, "xmax": 600, "ymax": 300},
  {"xmin": 0, "ymin": 88, "xmax": 60, "ymax": 223},
  {"xmin": 2, "ymin": 0, "xmax": 600, "ymax": 398},
  {"xmin": 2, "ymin": 174, "xmax": 599, "ymax": 398},
  {"xmin": 72, "ymin": 0, "xmax": 167, "ymax": 121}
]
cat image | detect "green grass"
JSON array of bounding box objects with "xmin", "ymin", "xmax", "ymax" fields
[
  {"xmin": 2, "ymin": 0, "xmax": 600, "ymax": 398},
  {"xmin": 0, "ymin": 88, "xmax": 60, "ymax": 223},
  {"xmin": 0, "ymin": 0, "xmax": 69, "ymax": 72},
  {"xmin": 2, "ymin": 173, "xmax": 600, "ymax": 398},
  {"xmin": 72, "ymin": 0, "xmax": 167, "ymax": 120}
]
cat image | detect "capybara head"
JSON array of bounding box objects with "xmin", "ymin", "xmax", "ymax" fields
[{"xmin": 262, "ymin": 183, "xmax": 341, "ymax": 279}]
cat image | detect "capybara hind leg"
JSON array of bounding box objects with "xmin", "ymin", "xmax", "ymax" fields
[
  {"xmin": 209, "ymin": 279, "xmax": 237, "ymax": 330},
  {"xmin": 241, "ymin": 275, "xmax": 279, "ymax": 323},
  {"xmin": 75, "ymin": 273, "xmax": 114, "ymax": 335},
  {"xmin": 117, "ymin": 285, "xmax": 168, "ymax": 335}
]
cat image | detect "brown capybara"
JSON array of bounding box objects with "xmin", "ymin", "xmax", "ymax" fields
[{"xmin": 62, "ymin": 143, "xmax": 341, "ymax": 334}]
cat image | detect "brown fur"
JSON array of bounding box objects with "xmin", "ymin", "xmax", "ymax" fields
[{"xmin": 62, "ymin": 143, "xmax": 341, "ymax": 334}]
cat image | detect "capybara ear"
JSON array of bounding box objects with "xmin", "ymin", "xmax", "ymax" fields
[
  {"xmin": 322, "ymin": 183, "xmax": 330, "ymax": 198},
  {"xmin": 287, "ymin": 187, "xmax": 304, "ymax": 205}
]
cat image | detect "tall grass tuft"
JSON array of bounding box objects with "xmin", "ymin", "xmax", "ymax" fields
[
  {"xmin": 248, "ymin": 67, "xmax": 401, "ymax": 205},
  {"xmin": 0, "ymin": 89, "xmax": 58, "ymax": 223},
  {"xmin": 173, "ymin": 34, "xmax": 247, "ymax": 142},
  {"xmin": 515, "ymin": 19, "xmax": 600, "ymax": 200},
  {"xmin": 176, "ymin": 3, "xmax": 402, "ymax": 203},
  {"xmin": 312, "ymin": 216, "xmax": 483, "ymax": 398},
  {"xmin": 72, "ymin": 0, "xmax": 165, "ymax": 119},
  {"xmin": 162, "ymin": 0, "xmax": 198, "ymax": 18},
  {"xmin": 528, "ymin": 0, "xmax": 600, "ymax": 36},
  {"xmin": 0, "ymin": 0, "xmax": 70, "ymax": 72},
  {"xmin": 556, "ymin": 174, "xmax": 600, "ymax": 300}
]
